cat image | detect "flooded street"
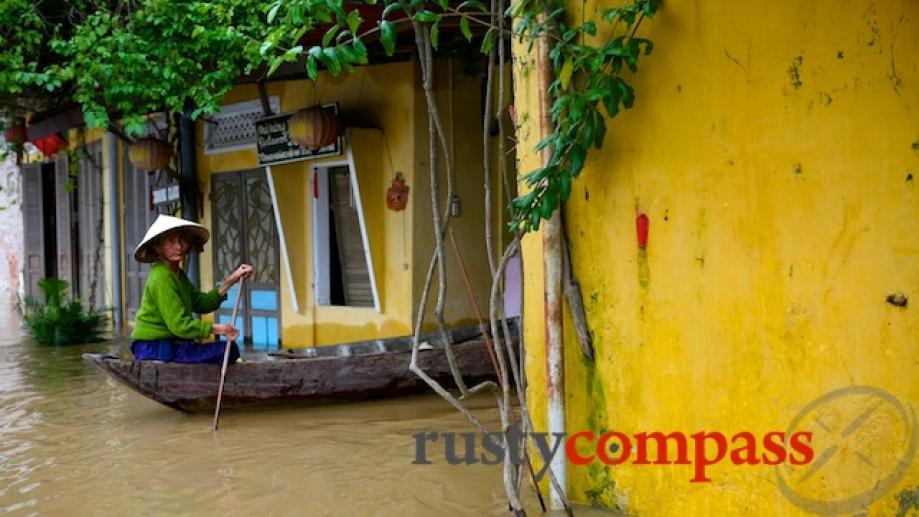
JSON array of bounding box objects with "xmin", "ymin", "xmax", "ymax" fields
[{"xmin": 0, "ymin": 309, "xmax": 528, "ymax": 516}]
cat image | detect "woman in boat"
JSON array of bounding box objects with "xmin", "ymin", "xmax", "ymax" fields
[{"xmin": 130, "ymin": 214, "xmax": 253, "ymax": 363}]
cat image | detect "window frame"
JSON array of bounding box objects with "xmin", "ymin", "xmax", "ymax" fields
[{"xmin": 310, "ymin": 145, "xmax": 381, "ymax": 312}]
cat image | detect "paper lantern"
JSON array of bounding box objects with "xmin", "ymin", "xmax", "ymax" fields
[
  {"xmin": 128, "ymin": 137, "xmax": 172, "ymax": 172},
  {"xmin": 289, "ymin": 106, "xmax": 341, "ymax": 151},
  {"xmin": 3, "ymin": 125, "xmax": 26, "ymax": 146},
  {"xmin": 34, "ymin": 134, "xmax": 67, "ymax": 157}
]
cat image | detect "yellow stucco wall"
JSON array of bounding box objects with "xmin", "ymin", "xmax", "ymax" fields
[
  {"xmin": 411, "ymin": 58, "xmax": 509, "ymax": 331},
  {"xmin": 516, "ymin": 1, "xmax": 919, "ymax": 514}
]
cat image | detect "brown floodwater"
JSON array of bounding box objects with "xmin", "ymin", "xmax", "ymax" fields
[{"xmin": 0, "ymin": 308, "xmax": 590, "ymax": 516}]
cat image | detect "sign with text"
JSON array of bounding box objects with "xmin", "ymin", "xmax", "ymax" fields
[{"xmin": 255, "ymin": 107, "xmax": 341, "ymax": 166}]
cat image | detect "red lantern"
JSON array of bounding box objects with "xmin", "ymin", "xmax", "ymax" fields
[
  {"xmin": 289, "ymin": 106, "xmax": 341, "ymax": 151},
  {"xmin": 636, "ymin": 213, "xmax": 649, "ymax": 249},
  {"xmin": 34, "ymin": 134, "xmax": 67, "ymax": 157},
  {"xmin": 3, "ymin": 125, "xmax": 27, "ymax": 146},
  {"xmin": 128, "ymin": 137, "xmax": 172, "ymax": 172}
]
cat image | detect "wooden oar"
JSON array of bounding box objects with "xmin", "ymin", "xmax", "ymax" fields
[{"xmin": 213, "ymin": 278, "xmax": 244, "ymax": 431}]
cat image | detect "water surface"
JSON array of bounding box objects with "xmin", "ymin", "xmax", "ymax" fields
[{"xmin": 0, "ymin": 309, "xmax": 529, "ymax": 516}]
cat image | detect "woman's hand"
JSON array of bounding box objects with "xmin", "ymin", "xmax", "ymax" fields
[
  {"xmin": 231, "ymin": 264, "xmax": 254, "ymax": 283},
  {"xmin": 213, "ymin": 323, "xmax": 240, "ymax": 342},
  {"xmin": 219, "ymin": 264, "xmax": 255, "ymax": 295}
]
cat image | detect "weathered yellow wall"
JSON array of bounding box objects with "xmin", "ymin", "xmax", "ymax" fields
[
  {"xmin": 516, "ymin": 1, "xmax": 919, "ymax": 514},
  {"xmin": 195, "ymin": 63, "xmax": 416, "ymax": 347},
  {"xmin": 196, "ymin": 59, "xmax": 496, "ymax": 347},
  {"xmin": 411, "ymin": 58, "xmax": 510, "ymax": 331}
]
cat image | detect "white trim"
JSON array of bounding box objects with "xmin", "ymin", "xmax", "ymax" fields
[
  {"xmin": 265, "ymin": 165, "xmax": 300, "ymax": 313},
  {"xmin": 344, "ymin": 132, "xmax": 382, "ymax": 313},
  {"xmin": 310, "ymin": 134, "xmax": 381, "ymax": 312},
  {"xmin": 204, "ymin": 97, "xmax": 281, "ymax": 155},
  {"xmin": 311, "ymin": 166, "xmax": 331, "ymax": 305}
]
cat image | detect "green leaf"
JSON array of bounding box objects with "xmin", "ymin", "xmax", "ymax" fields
[
  {"xmin": 460, "ymin": 17, "xmax": 472, "ymax": 41},
  {"xmin": 322, "ymin": 46, "xmax": 342, "ymax": 74},
  {"xmin": 559, "ymin": 58, "xmax": 573, "ymax": 90},
  {"xmin": 568, "ymin": 144, "xmax": 585, "ymax": 176},
  {"xmin": 480, "ymin": 27, "xmax": 496, "ymax": 54},
  {"xmin": 460, "ymin": 0, "xmax": 489, "ymax": 11},
  {"xmin": 267, "ymin": 2, "xmax": 281, "ymax": 23},
  {"xmin": 306, "ymin": 55, "xmax": 319, "ymax": 80},
  {"xmin": 382, "ymin": 2, "xmax": 403, "ymax": 19},
  {"xmin": 346, "ymin": 9, "xmax": 362, "ymax": 34},
  {"xmin": 283, "ymin": 45, "xmax": 303, "ymax": 60},
  {"xmin": 322, "ymin": 24, "xmax": 340, "ymax": 47},
  {"xmin": 268, "ymin": 57, "xmax": 283, "ymax": 75},
  {"xmin": 506, "ymin": 0, "xmax": 527, "ymax": 17},
  {"xmin": 379, "ymin": 20, "xmax": 396, "ymax": 55},
  {"xmin": 430, "ymin": 21, "xmax": 440, "ymax": 48},
  {"xmin": 414, "ymin": 10, "xmax": 440, "ymax": 23},
  {"xmin": 352, "ymin": 38, "xmax": 368, "ymax": 63}
]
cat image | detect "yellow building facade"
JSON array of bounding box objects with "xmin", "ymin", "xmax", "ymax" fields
[
  {"xmin": 22, "ymin": 57, "xmax": 501, "ymax": 350},
  {"xmin": 189, "ymin": 58, "xmax": 497, "ymax": 348},
  {"xmin": 515, "ymin": 1, "xmax": 919, "ymax": 514}
]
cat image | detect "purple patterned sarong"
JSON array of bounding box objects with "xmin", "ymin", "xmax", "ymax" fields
[{"xmin": 131, "ymin": 339, "xmax": 240, "ymax": 364}]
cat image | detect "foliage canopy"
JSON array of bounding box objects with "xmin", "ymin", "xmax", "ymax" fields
[{"xmin": 0, "ymin": 0, "xmax": 659, "ymax": 230}]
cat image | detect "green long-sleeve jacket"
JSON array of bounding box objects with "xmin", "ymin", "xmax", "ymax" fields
[{"xmin": 131, "ymin": 262, "xmax": 227, "ymax": 341}]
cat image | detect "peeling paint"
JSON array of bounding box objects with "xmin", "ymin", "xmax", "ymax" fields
[
  {"xmin": 637, "ymin": 249, "xmax": 650, "ymax": 289},
  {"xmin": 896, "ymin": 487, "xmax": 919, "ymax": 517},
  {"xmin": 788, "ymin": 55, "xmax": 803, "ymax": 89}
]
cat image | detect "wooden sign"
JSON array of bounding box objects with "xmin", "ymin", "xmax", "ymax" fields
[{"xmin": 255, "ymin": 107, "xmax": 341, "ymax": 166}]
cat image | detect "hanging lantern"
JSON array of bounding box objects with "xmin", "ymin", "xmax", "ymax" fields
[
  {"xmin": 289, "ymin": 106, "xmax": 341, "ymax": 151},
  {"xmin": 128, "ymin": 137, "xmax": 172, "ymax": 172},
  {"xmin": 3, "ymin": 124, "xmax": 27, "ymax": 147},
  {"xmin": 34, "ymin": 133, "xmax": 67, "ymax": 157}
]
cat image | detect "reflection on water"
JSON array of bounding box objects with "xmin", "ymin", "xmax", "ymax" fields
[{"xmin": 0, "ymin": 308, "xmax": 561, "ymax": 516}]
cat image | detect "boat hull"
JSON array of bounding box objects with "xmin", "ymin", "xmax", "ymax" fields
[{"xmin": 83, "ymin": 340, "xmax": 498, "ymax": 412}]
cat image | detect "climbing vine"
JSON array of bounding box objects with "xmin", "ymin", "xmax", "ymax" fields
[{"xmin": 261, "ymin": 0, "xmax": 659, "ymax": 512}]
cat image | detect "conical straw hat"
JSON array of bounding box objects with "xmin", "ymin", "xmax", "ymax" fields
[{"xmin": 134, "ymin": 215, "xmax": 209, "ymax": 263}]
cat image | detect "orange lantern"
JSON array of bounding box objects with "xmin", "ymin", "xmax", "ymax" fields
[
  {"xmin": 289, "ymin": 106, "xmax": 341, "ymax": 150},
  {"xmin": 128, "ymin": 137, "xmax": 172, "ymax": 172}
]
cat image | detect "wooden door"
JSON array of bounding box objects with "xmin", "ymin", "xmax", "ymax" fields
[
  {"xmin": 53, "ymin": 153, "xmax": 74, "ymax": 291},
  {"xmin": 77, "ymin": 141, "xmax": 105, "ymax": 308},
  {"xmin": 211, "ymin": 169, "xmax": 281, "ymax": 349},
  {"xmin": 21, "ymin": 163, "xmax": 44, "ymax": 299}
]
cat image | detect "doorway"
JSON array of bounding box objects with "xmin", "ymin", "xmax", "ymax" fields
[{"xmin": 211, "ymin": 169, "xmax": 282, "ymax": 349}]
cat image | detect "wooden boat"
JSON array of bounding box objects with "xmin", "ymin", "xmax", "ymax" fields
[{"xmin": 83, "ymin": 325, "xmax": 507, "ymax": 412}]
